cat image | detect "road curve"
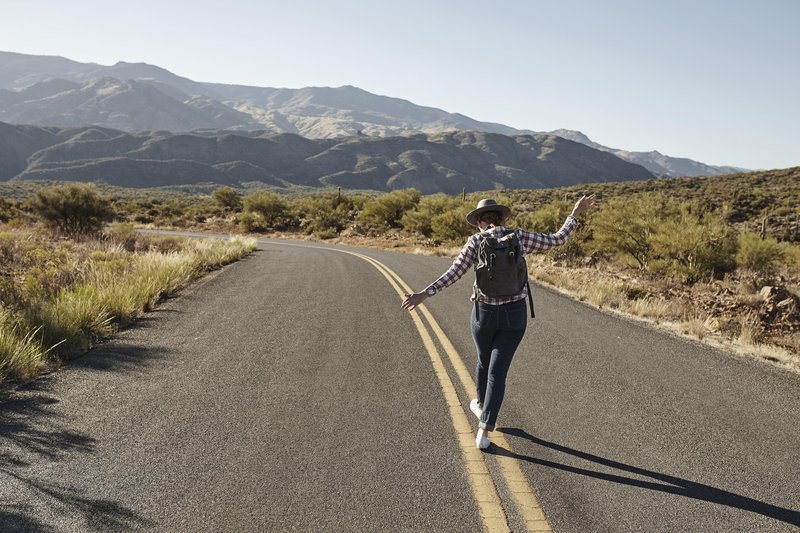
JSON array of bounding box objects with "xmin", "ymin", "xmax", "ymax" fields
[{"xmin": 1, "ymin": 235, "xmax": 798, "ymax": 532}]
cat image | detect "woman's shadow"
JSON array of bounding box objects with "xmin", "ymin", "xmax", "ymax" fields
[{"xmin": 490, "ymin": 427, "xmax": 800, "ymax": 527}]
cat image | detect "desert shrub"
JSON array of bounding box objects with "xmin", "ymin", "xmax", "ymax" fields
[
  {"xmin": 400, "ymin": 193, "xmax": 470, "ymax": 240},
  {"xmin": 0, "ymin": 197, "xmax": 12, "ymax": 222},
  {"xmin": 0, "ymin": 231, "xmax": 18, "ymax": 264},
  {"xmin": 360, "ymin": 189, "xmax": 421, "ymax": 229},
  {"xmin": 400, "ymin": 194, "xmax": 464, "ymax": 237},
  {"xmin": 241, "ymin": 191, "xmax": 290, "ymax": 231},
  {"xmin": 548, "ymin": 232, "xmax": 590, "ymax": 265},
  {"xmin": 145, "ymin": 235, "xmax": 186, "ymax": 254},
  {"xmin": 28, "ymin": 183, "xmax": 114, "ymax": 236},
  {"xmin": 429, "ymin": 205, "xmax": 474, "ymax": 243},
  {"xmin": 213, "ymin": 187, "xmax": 243, "ymax": 211},
  {"xmin": 181, "ymin": 204, "xmax": 212, "ymax": 225},
  {"xmin": 649, "ymin": 209, "xmax": 737, "ymax": 283},
  {"xmin": 592, "ymin": 194, "xmax": 673, "ymax": 269},
  {"xmin": 513, "ymin": 200, "xmax": 590, "ymax": 265},
  {"xmin": 297, "ymin": 192, "xmax": 354, "ymax": 237},
  {"xmin": 513, "ymin": 200, "xmax": 573, "ymax": 233},
  {"xmin": 106, "ymin": 222, "xmax": 139, "ymax": 251},
  {"xmin": 779, "ymin": 242, "xmax": 800, "ymax": 270},
  {"xmin": 736, "ymin": 231, "xmax": 785, "ymax": 272},
  {"xmin": 22, "ymin": 258, "xmax": 82, "ymax": 303}
]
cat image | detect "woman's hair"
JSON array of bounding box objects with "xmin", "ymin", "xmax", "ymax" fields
[{"xmin": 478, "ymin": 211, "xmax": 503, "ymax": 227}]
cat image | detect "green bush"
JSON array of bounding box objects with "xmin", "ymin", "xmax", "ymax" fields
[
  {"xmin": 401, "ymin": 194, "xmax": 467, "ymax": 238},
  {"xmin": 0, "ymin": 197, "xmax": 12, "ymax": 223},
  {"xmin": 429, "ymin": 206, "xmax": 474, "ymax": 243},
  {"xmin": 106, "ymin": 222, "xmax": 139, "ymax": 251},
  {"xmin": 650, "ymin": 209, "xmax": 737, "ymax": 283},
  {"xmin": 297, "ymin": 192, "xmax": 354, "ymax": 237},
  {"xmin": 241, "ymin": 191, "xmax": 290, "ymax": 231},
  {"xmin": 213, "ymin": 187, "xmax": 243, "ymax": 212},
  {"xmin": 592, "ymin": 194, "xmax": 670, "ymax": 269},
  {"xmin": 28, "ymin": 183, "xmax": 114, "ymax": 236},
  {"xmin": 736, "ymin": 231, "xmax": 785, "ymax": 272},
  {"xmin": 513, "ymin": 199, "xmax": 590, "ymax": 265},
  {"xmin": 780, "ymin": 242, "xmax": 800, "ymax": 270},
  {"xmin": 513, "ymin": 200, "xmax": 573, "ymax": 233},
  {"xmin": 360, "ymin": 188, "xmax": 421, "ymax": 229}
]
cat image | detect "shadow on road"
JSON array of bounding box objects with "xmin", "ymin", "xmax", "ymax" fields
[
  {"xmin": 492, "ymin": 427, "xmax": 800, "ymax": 527},
  {"xmin": 1, "ymin": 470, "xmax": 155, "ymax": 532},
  {"xmin": 0, "ymin": 379, "xmax": 96, "ymax": 465},
  {"xmin": 0, "ymin": 506, "xmax": 55, "ymax": 533},
  {"xmin": 0, "ymin": 342, "xmax": 173, "ymax": 532}
]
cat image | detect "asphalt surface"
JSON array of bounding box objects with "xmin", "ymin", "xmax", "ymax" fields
[{"xmin": 1, "ymin": 236, "xmax": 799, "ymax": 532}]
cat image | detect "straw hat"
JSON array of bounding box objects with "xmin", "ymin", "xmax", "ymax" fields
[{"xmin": 466, "ymin": 198, "xmax": 511, "ymax": 226}]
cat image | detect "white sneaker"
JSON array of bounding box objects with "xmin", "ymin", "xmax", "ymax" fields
[
  {"xmin": 469, "ymin": 399, "xmax": 483, "ymax": 420},
  {"xmin": 476, "ymin": 428, "xmax": 490, "ymax": 450}
]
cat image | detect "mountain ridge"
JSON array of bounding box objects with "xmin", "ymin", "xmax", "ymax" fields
[
  {"xmin": 0, "ymin": 50, "xmax": 746, "ymax": 177},
  {"xmin": 0, "ymin": 122, "xmax": 654, "ymax": 193}
]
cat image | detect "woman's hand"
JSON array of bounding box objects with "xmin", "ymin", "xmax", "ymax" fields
[
  {"xmin": 571, "ymin": 193, "xmax": 596, "ymax": 217},
  {"xmin": 401, "ymin": 292, "xmax": 428, "ymax": 311}
]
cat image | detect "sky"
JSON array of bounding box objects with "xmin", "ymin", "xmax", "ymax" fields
[{"xmin": 1, "ymin": 0, "xmax": 798, "ymax": 170}]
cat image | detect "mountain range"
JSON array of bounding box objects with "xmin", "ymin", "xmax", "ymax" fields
[
  {"xmin": 0, "ymin": 122, "xmax": 654, "ymax": 193},
  {"xmin": 0, "ymin": 51, "xmax": 746, "ymax": 178}
]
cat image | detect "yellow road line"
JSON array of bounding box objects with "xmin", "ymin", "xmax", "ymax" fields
[
  {"xmin": 262, "ymin": 240, "xmax": 551, "ymax": 532},
  {"xmin": 352, "ymin": 251, "xmax": 552, "ymax": 533}
]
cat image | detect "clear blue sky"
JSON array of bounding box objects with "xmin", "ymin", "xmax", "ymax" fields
[{"xmin": 2, "ymin": 0, "xmax": 798, "ymax": 170}]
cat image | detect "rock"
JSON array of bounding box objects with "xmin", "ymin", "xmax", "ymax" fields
[{"xmin": 760, "ymin": 286, "xmax": 777, "ymax": 299}]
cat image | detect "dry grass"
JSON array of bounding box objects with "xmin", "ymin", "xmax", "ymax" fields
[
  {"xmin": 585, "ymin": 283, "xmax": 621, "ymax": 309},
  {"xmin": 625, "ymin": 297, "xmax": 678, "ymax": 321},
  {"xmin": 680, "ymin": 316, "xmax": 708, "ymax": 340},
  {"xmin": 735, "ymin": 292, "xmax": 767, "ymax": 307},
  {"xmin": 524, "ymin": 256, "xmax": 799, "ymax": 373},
  {"xmin": 737, "ymin": 312, "xmax": 764, "ymax": 346},
  {"xmin": 410, "ymin": 245, "xmax": 462, "ymax": 258},
  {"xmin": 0, "ymin": 321, "xmax": 49, "ymax": 382},
  {"xmin": 0, "ymin": 230, "xmax": 256, "ymax": 384}
]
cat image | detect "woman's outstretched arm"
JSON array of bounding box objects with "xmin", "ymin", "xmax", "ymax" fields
[
  {"xmin": 402, "ymin": 234, "xmax": 478, "ymax": 310},
  {"xmin": 518, "ymin": 193, "xmax": 595, "ymax": 254}
]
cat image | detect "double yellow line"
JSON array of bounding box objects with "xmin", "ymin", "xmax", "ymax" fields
[{"xmin": 263, "ymin": 240, "xmax": 552, "ymax": 533}]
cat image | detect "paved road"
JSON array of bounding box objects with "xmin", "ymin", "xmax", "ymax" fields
[{"xmin": 1, "ymin": 237, "xmax": 798, "ymax": 532}]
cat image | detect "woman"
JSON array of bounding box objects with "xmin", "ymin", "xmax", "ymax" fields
[{"xmin": 401, "ymin": 194, "xmax": 595, "ymax": 449}]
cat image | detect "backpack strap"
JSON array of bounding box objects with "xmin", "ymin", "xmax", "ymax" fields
[
  {"xmin": 526, "ymin": 279, "xmax": 535, "ymax": 318},
  {"xmin": 473, "ymin": 285, "xmax": 480, "ymax": 324}
]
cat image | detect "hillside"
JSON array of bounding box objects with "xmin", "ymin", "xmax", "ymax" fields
[
  {"xmin": 0, "ymin": 122, "xmax": 654, "ymax": 193},
  {"xmin": 0, "ymin": 51, "xmax": 746, "ymax": 176},
  {"xmin": 548, "ymin": 129, "xmax": 749, "ymax": 177},
  {"xmin": 502, "ymin": 166, "xmax": 800, "ymax": 243}
]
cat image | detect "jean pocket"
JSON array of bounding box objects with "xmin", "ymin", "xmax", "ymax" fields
[{"xmin": 504, "ymin": 306, "xmax": 527, "ymax": 330}]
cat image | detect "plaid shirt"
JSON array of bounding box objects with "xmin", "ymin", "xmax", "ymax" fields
[{"xmin": 424, "ymin": 215, "xmax": 578, "ymax": 305}]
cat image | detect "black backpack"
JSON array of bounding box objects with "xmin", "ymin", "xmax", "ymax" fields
[{"xmin": 474, "ymin": 229, "xmax": 535, "ymax": 318}]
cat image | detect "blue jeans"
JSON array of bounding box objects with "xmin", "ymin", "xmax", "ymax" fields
[{"xmin": 471, "ymin": 299, "xmax": 527, "ymax": 431}]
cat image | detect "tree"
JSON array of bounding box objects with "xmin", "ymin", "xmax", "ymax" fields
[
  {"xmin": 213, "ymin": 187, "xmax": 242, "ymax": 211},
  {"xmin": 241, "ymin": 191, "xmax": 289, "ymax": 231},
  {"xmin": 29, "ymin": 183, "xmax": 114, "ymax": 236},
  {"xmin": 592, "ymin": 194, "xmax": 666, "ymax": 269}
]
